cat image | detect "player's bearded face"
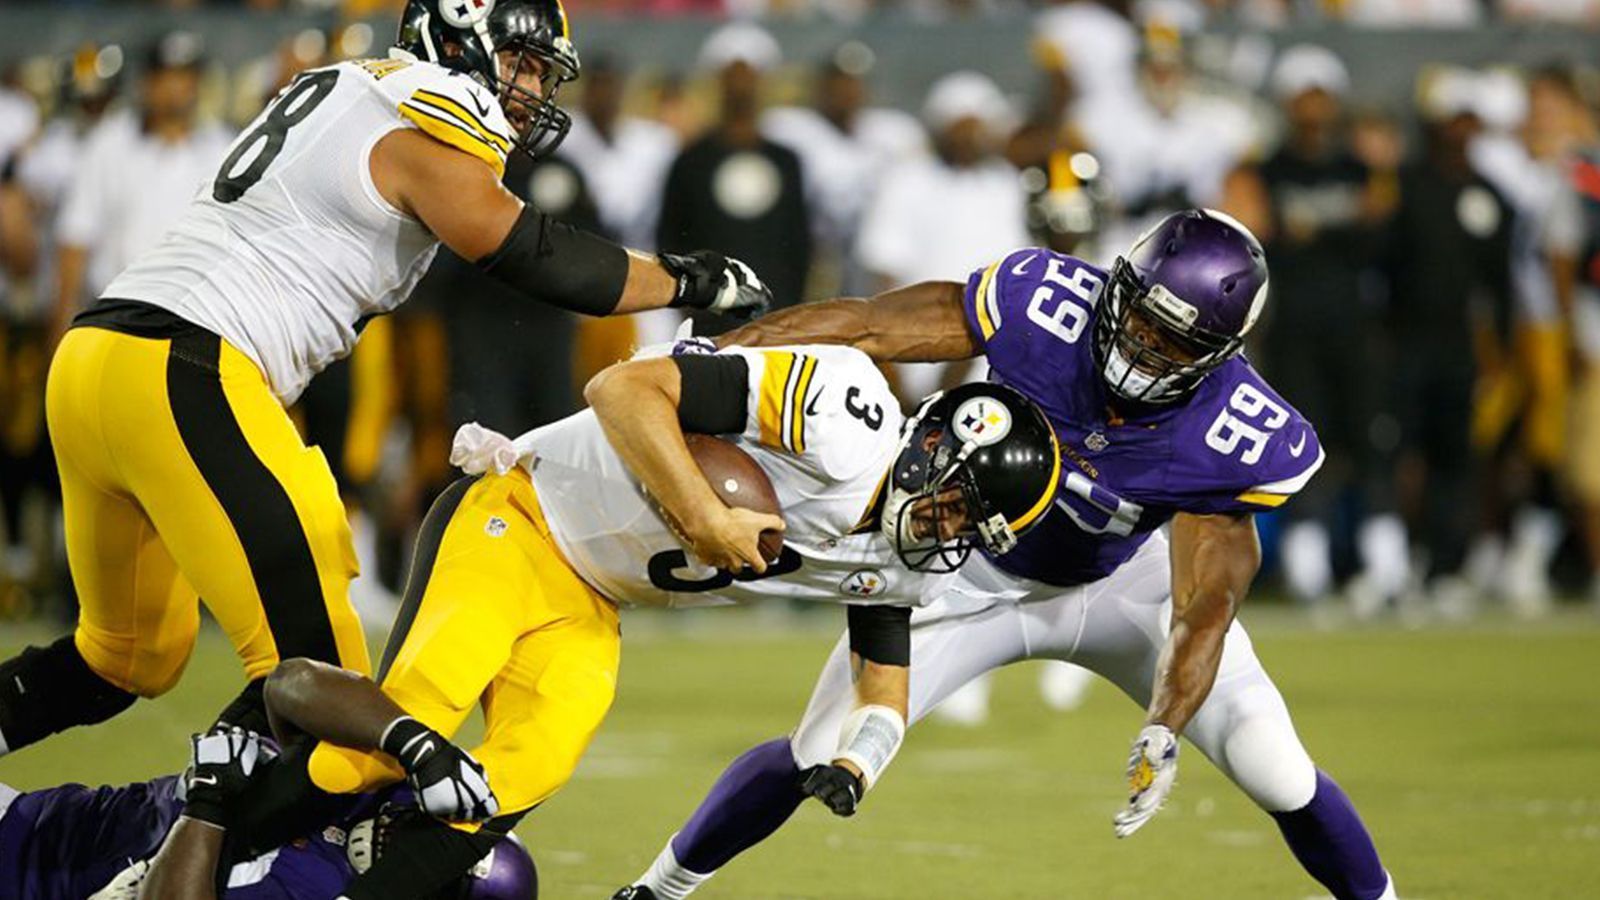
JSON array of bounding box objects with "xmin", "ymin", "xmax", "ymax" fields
[{"xmin": 496, "ymin": 48, "xmax": 551, "ymax": 134}]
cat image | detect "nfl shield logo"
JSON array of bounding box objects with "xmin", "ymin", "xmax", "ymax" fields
[
  {"xmin": 1085, "ymin": 432, "xmax": 1109, "ymax": 452},
  {"xmin": 840, "ymin": 569, "xmax": 887, "ymax": 597},
  {"xmin": 485, "ymin": 516, "xmax": 509, "ymax": 538}
]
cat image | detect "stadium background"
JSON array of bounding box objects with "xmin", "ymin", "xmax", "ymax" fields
[{"xmin": 1, "ymin": 0, "xmax": 1599, "ymax": 896}]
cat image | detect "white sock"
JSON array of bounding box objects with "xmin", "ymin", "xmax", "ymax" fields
[
  {"xmin": 638, "ymin": 837, "xmax": 714, "ymax": 900},
  {"xmin": 1376, "ymin": 870, "xmax": 1398, "ymax": 899}
]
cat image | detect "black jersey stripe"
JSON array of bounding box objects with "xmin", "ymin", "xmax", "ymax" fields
[
  {"xmin": 165, "ymin": 331, "xmax": 341, "ymax": 667},
  {"xmin": 411, "ymin": 89, "xmax": 512, "ymax": 151},
  {"xmin": 376, "ymin": 475, "xmax": 477, "ymax": 682}
]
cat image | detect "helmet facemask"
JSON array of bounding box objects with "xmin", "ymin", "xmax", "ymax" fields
[
  {"xmin": 1094, "ymin": 257, "xmax": 1243, "ymax": 405},
  {"xmin": 488, "ymin": 36, "xmax": 576, "ymax": 158}
]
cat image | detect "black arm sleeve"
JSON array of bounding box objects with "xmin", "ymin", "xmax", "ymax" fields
[
  {"xmin": 476, "ymin": 204, "xmax": 630, "ymax": 317},
  {"xmin": 342, "ymin": 811, "xmax": 520, "ymax": 900},
  {"xmin": 672, "ymin": 354, "xmax": 750, "ymax": 434},
  {"xmin": 846, "ymin": 604, "xmax": 912, "ymax": 667}
]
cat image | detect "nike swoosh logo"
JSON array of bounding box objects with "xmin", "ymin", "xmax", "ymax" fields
[
  {"xmin": 1289, "ymin": 431, "xmax": 1307, "ymax": 457},
  {"xmin": 1011, "ymin": 253, "xmax": 1036, "ymax": 277},
  {"xmin": 191, "ymin": 775, "xmax": 219, "ymax": 786},
  {"xmin": 805, "ymin": 388, "xmax": 822, "ymax": 417},
  {"xmin": 411, "ymin": 740, "xmax": 436, "ymax": 765},
  {"xmin": 468, "ymin": 90, "xmax": 492, "ymax": 120}
]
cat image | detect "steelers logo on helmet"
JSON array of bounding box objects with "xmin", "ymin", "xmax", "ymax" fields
[
  {"xmin": 951, "ymin": 397, "xmax": 1012, "ymax": 448},
  {"xmin": 441, "ymin": 0, "xmax": 496, "ymax": 28}
]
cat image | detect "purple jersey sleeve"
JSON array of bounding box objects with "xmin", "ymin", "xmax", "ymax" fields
[
  {"xmin": 0, "ymin": 776, "xmax": 182, "ymax": 900},
  {"xmin": 1164, "ymin": 358, "xmax": 1325, "ymax": 515}
]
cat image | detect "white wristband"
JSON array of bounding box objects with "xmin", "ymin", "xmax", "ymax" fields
[{"xmin": 834, "ymin": 704, "xmax": 906, "ymax": 792}]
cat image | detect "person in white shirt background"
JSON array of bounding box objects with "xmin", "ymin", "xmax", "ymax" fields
[
  {"xmin": 762, "ymin": 41, "xmax": 924, "ymax": 297},
  {"xmin": 49, "ymin": 31, "xmax": 234, "ymax": 342}
]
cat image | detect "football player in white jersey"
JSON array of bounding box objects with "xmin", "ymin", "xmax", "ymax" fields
[
  {"xmin": 137, "ymin": 344, "xmax": 1061, "ymax": 898},
  {"xmin": 0, "ymin": 0, "xmax": 773, "ymax": 761}
]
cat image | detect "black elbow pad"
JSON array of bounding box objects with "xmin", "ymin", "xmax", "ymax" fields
[{"xmin": 476, "ymin": 204, "xmax": 629, "ymax": 317}]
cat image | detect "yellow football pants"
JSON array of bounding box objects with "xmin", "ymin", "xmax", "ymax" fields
[
  {"xmin": 45, "ymin": 324, "xmax": 370, "ymax": 696},
  {"xmin": 1473, "ymin": 324, "xmax": 1569, "ymax": 468},
  {"xmin": 308, "ymin": 469, "xmax": 621, "ymax": 818}
]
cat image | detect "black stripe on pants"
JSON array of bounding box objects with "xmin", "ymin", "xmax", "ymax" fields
[
  {"xmin": 377, "ymin": 475, "xmax": 478, "ymax": 682},
  {"xmin": 166, "ymin": 330, "xmax": 341, "ymax": 667}
]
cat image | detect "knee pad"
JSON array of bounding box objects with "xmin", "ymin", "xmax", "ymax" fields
[
  {"xmin": 0, "ymin": 636, "xmax": 137, "ymax": 752},
  {"xmin": 1223, "ymin": 714, "xmax": 1317, "ymax": 813}
]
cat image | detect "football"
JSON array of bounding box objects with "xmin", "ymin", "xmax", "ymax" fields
[{"xmin": 684, "ymin": 433, "xmax": 786, "ymax": 562}]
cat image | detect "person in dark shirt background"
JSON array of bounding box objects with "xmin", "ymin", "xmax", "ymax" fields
[{"xmin": 656, "ymin": 23, "xmax": 811, "ymax": 336}]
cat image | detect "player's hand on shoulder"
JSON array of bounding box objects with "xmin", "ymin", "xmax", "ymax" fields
[
  {"xmin": 659, "ymin": 251, "xmax": 772, "ymax": 321},
  {"xmin": 683, "ymin": 505, "xmax": 785, "ymax": 574},
  {"xmin": 450, "ymin": 422, "xmax": 520, "ymax": 476},
  {"xmin": 1113, "ymin": 724, "xmax": 1179, "ymax": 838},
  {"xmin": 182, "ymin": 725, "xmax": 278, "ymax": 826},
  {"xmin": 800, "ymin": 762, "xmax": 864, "ymax": 817},
  {"xmin": 380, "ymin": 716, "xmax": 500, "ymax": 823}
]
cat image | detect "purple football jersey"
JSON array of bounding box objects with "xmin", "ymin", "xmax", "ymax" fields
[{"xmin": 963, "ymin": 248, "xmax": 1324, "ymax": 586}]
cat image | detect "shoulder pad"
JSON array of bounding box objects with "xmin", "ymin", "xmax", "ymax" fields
[
  {"xmin": 1164, "ymin": 358, "xmax": 1324, "ymax": 515},
  {"xmin": 360, "ymin": 59, "xmax": 513, "ymax": 178}
]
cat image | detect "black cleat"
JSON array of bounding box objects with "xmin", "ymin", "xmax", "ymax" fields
[{"xmin": 611, "ymin": 887, "xmax": 658, "ymax": 900}]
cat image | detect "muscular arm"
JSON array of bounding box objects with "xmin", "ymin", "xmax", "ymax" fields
[
  {"xmin": 137, "ymin": 819, "xmax": 225, "ymax": 900},
  {"xmin": 262, "ymin": 658, "xmax": 410, "ymax": 750},
  {"xmin": 1148, "ymin": 511, "xmax": 1261, "ymax": 736},
  {"xmin": 584, "ymin": 356, "xmax": 783, "ymax": 573},
  {"xmin": 370, "ymin": 129, "xmax": 677, "ymax": 315},
  {"xmin": 714, "ymin": 280, "xmax": 979, "ymax": 362}
]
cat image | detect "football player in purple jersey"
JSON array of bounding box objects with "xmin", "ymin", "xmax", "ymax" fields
[
  {"xmin": 612, "ymin": 210, "xmax": 1396, "ymax": 900},
  {"xmin": 0, "ymin": 732, "xmax": 534, "ymax": 900}
]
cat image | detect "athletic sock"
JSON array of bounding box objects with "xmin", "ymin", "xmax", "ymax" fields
[
  {"xmin": 0, "ymin": 635, "xmax": 137, "ymax": 755},
  {"xmin": 668, "ymin": 737, "xmax": 807, "ymax": 874},
  {"xmin": 637, "ymin": 838, "xmax": 714, "ymax": 900},
  {"xmin": 1269, "ymin": 770, "xmax": 1390, "ymax": 900}
]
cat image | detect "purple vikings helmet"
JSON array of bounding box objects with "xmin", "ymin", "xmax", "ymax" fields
[
  {"xmin": 460, "ymin": 833, "xmax": 538, "ymax": 900},
  {"xmin": 1093, "ymin": 209, "xmax": 1269, "ymax": 405}
]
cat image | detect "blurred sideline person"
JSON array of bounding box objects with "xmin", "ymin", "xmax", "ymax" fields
[
  {"xmin": 0, "ymin": 0, "xmax": 770, "ymax": 761},
  {"xmin": 1223, "ymin": 45, "xmax": 1407, "ymax": 613},
  {"xmin": 617, "ymin": 211, "xmax": 1397, "ymax": 900},
  {"xmin": 856, "ymin": 70, "xmax": 1029, "ymax": 405},
  {"xmin": 762, "ymin": 41, "xmax": 925, "ymax": 296},
  {"xmin": 560, "ymin": 54, "xmax": 678, "ymax": 253},
  {"xmin": 50, "ymin": 32, "xmax": 234, "ymax": 342},
  {"xmin": 1387, "ymin": 75, "xmax": 1514, "ymax": 614},
  {"xmin": 147, "ymin": 348, "xmax": 1057, "ymax": 897},
  {"xmin": 657, "ymin": 23, "xmax": 811, "ymax": 335},
  {"xmin": 0, "ymin": 732, "xmax": 535, "ymax": 899}
]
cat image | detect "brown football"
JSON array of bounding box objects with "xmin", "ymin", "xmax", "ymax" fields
[{"xmin": 684, "ymin": 433, "xmax": 786, "ymax": 562}]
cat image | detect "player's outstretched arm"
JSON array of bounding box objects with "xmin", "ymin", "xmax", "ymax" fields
[
  {"xmin": 370, "ymin": 129, "xmax": 770, "ymax": 319},
  {"xmin": 1114, "ymin": 511, "xmax": 1260, "ymax": 839},
  {"xmin": 714, "ymin": 280, "xmax": 979, "ymax": 362},
  {"xmin": 585, "ymin": 356, "xmax": 784, "ymax": 573},
  {"xmin": 801, "ymin": 605, "xmax": 912, "ymax": 817},
  {"xmin": 138, "ymin": 818, "xmax": 225, "ymax": 900}
]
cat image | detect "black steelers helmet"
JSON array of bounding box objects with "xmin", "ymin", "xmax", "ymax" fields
[
  {"xmin": 883, "ymin": 383, "xmax": 1061, "ymax": 573},
  {"xmin": 397, "ymin": 0, "xmax": 580, "ymax": 158}
]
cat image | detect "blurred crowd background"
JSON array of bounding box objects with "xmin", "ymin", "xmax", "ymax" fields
[{"xmin": 1, "ymin": 0, "xmax": 1598, "ymax": 637}]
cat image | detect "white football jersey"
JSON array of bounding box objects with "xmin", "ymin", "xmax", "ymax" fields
[
  {"xmin": 103, "ymin": 56, "xmax": 515, "ymax": 404},
  {"xmin": 523, "ymin": 344, "xmax": 950, "ymax": 609}
]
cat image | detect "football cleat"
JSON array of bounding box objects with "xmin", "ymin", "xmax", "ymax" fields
[{"xmin": 610, "ymin": 886, "xmax": 658, "ymax": 900}]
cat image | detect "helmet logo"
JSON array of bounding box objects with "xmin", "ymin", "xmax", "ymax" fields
[
  {"xmin": 441, "ymin": 0, "xmax": 494, "ymax": 28},
  {"xmin": 840, "ymin": 569, "xmax": 888, "ymax": 597},
  {"xmin": 952, "ymin": 398, "xmax": 1012, "ymax": 447}
]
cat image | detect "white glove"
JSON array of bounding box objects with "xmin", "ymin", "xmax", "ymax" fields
[
  {"xmin": 87, "ymin": 860, "xmax": 149, "ymax": 900},
  {"xmin": 1113, "ymin": 724, "xmax": 1179, "ymax": 838},
  {"xmin": 449, "ymin": 422, "xmax": 520, "ymax": 476}
]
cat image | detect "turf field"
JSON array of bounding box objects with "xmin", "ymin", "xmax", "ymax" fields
[{"xmin": 3, "ymin": 610, "xmax": 1598, "ymax": 899}]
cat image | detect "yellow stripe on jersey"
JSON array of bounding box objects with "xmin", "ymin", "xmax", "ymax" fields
[
  {"xmin": 1009, "ymin": 425, "xmax": 1062, "ymax": 533},
  {"xmin": 756, "ymin": 351, "xmax": 799, "ymax": 450},
  {"xmin": 974, "ymin": 261, "xmax": 1001, "ymax": 340},
  {"xmin": 398, "ymin": 102, "xmax": 507, "ymax": 178},
  {"xmin": 787, "ymin": 354, "xmax": 819, "ymax": 454},
  {"xmin": 357, "ymin": 58, "xmax": 412, "ymax": 80},
  {"xmin": 1236, "ymin": 491, "xmax": 1291, "ymax": 509},
  {"xmin": 411, "ymin": 89, "xmax": 512, "ymax": 152}
]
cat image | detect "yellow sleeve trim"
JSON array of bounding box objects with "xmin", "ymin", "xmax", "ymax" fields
[
  {"xmin": 398, "ymin": 103, "xmax": 507, "ymax": 179},
  {"xmin": 787, "ymin": 354, "xmax": 819, "ymax": 454},
  {"xmin": 757, "ymin": 351, "xmax": 797, "ymax": 450},
  {"xmin": 411, "ymin": 89, "xmax": 512, "ymax": 153},
  {"xmin": 1236, "ymin": 491, "xmax": 1291, "ymax": 508},
  {"xmin": 974, "ymin": 261, "xmax": 1001, "ymax": 340}
]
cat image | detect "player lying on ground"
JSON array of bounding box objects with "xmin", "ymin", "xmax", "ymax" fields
[
  {"xmin": 614, "ymin": 210, "xmax": 1398, "ymax": 900},
  {"xmin": 0, "ymin": 0, "xmax": 772, "ymax": 762},
  {"xmin": 138, "ymin": 342, "xmax": 1061, "ymax": 897},
  {"xmin": 0, "ymin": 728, "xmax": 533, "ymax": 900}
]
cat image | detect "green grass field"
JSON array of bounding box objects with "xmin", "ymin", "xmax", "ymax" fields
[{"xmin": 3, "ymin": 611, "xmax": 1599, "ymax": 899}]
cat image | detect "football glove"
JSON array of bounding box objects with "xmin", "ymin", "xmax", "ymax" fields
[
  {"xmin": 450, "ymin": 422, "xmax": 520, "ymax": 476},
  {"xmin": 659, "ymin": 251, "xmax": 772, "ymax": 320},
  {"xmin": 1113, "ymin": 724, "xmax": 1179, "ymax": 838},
  {"xmin": 86, "ymin": 860, "xmax": 148, "ymax": 900},
  {"xmin": 183, "ymin": 725, "xmax": 276, "ymax": 827},
  {"xmin": 380, "ymin": 716, "xmax": 500, "ymax": 823},
  {"xmin": 799, "ymin": 764, "xmax": 863, "ymax": 818}
]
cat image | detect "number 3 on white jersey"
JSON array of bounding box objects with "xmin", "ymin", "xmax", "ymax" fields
[{"xmin": 1205, "ymin": 383, "xmax": 1288, "ymax": 465}]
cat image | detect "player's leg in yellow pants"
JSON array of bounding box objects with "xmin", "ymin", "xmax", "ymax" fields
[
  {"xmin": 308, "ymin": 470, "xmax": 621, "ymax": 818},
  {"xmin": 0, "ymin": 321, "xmax": 370, "ymax": 754}
]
